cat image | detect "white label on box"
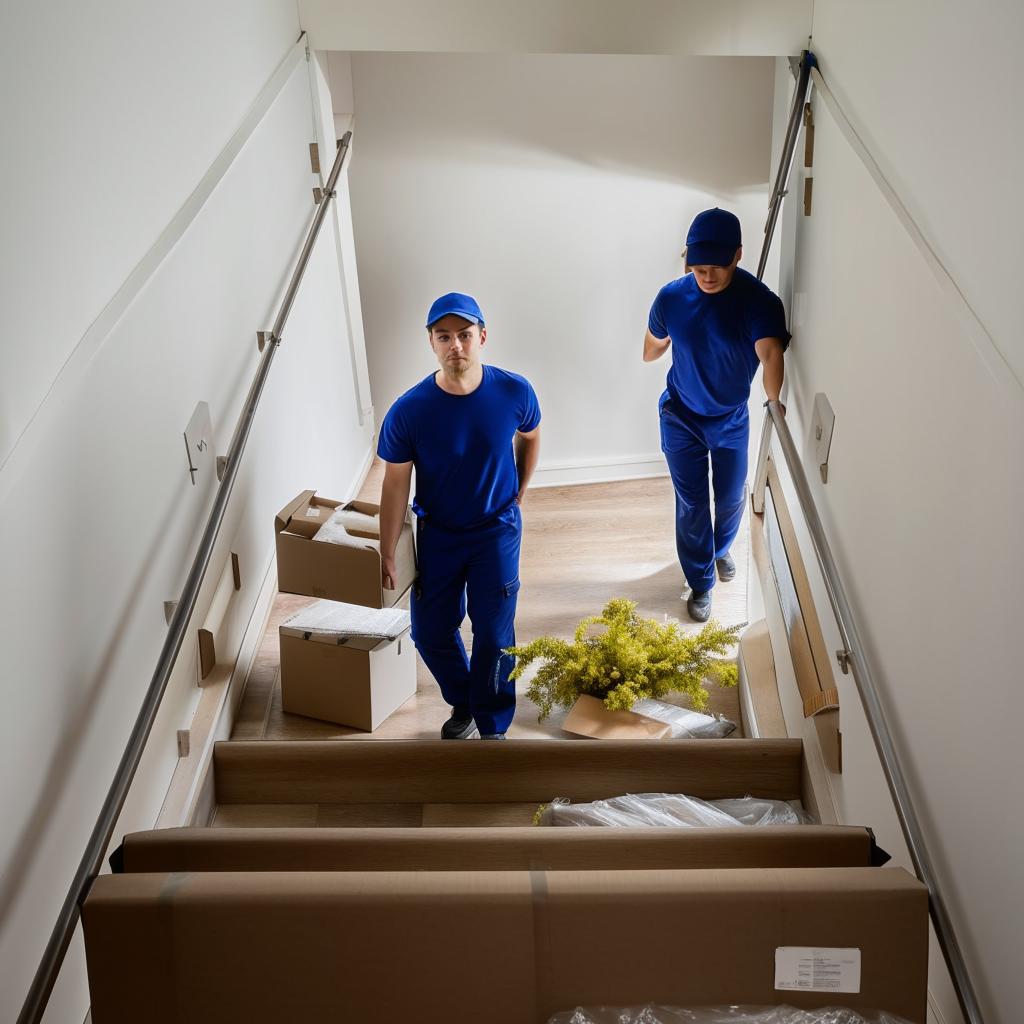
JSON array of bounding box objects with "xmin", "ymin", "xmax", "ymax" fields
[
  {"xmin": 305, "ymin": 506, "xmax": 321, "ymax": 518},
  {"xmin": 775, "ymin": 947, "xmax": 861, "ymax": 993}
]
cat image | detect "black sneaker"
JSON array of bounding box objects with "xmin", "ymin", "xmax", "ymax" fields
[
  {"xmin": 716, "ymin": 553, "xmax": 736, "ymax": 582},
  {"xmin": 441, "ymin": 711, "xmax": 478, "ymax": 740},
  {"xmin": 687, "ymin": 590, "xmax": 712, "ymax": 622}
]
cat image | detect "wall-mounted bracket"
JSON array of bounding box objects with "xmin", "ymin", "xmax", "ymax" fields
[
  {"xmin": 309, "ymin": 142, "xmax": 321, "ymax": 174},
  {"xmin": 835, "ymin": 648, "xmax": 852, "ymax": 674},
  {"xmin": 183, "ymin": 401, "xmax": 214, "ymax": 486},
  {"xmin": 256, "ymin": 330, "xmax": 273, "ymax": 352},
  {"xmin": 163, "ymin": 600, "xmax": 178, "ymax": 625},
  {"xmin": 811, "ymin": 393, "xmax": 836, "ymax": 483},
  {"xmin": 803, "ymin": 102, "xmax": 815, "ymax": 167},
  {"xmin": 176, "ymin": 729, "xmax": 191, "ymax": 758},
  {"xmin": 216, "ymin": 455, "xmax": 228, "ymax": 481}
]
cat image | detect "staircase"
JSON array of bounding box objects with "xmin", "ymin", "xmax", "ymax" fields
[{"xmin": 83, "ymin": 738, "xmax": 929, "ymax": 1023}]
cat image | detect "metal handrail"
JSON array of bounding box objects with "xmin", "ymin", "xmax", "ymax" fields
[
  {"xmin": 756, "ymin": 50, "xmax": 814, "ymax": 282},
  {"xmin": 16, "ymin": 131, "xmax": 353, "ymax": 1024},
  {"xmin": 752, "ymin": 402, "xmax": 985, "ymax": 1024}
]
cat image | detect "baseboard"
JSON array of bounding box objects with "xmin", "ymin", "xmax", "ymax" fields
[
  {"xmin": 345, "ymin": 443, "xmax": 376, "ymax": 500},
  {"xmin": 530, "ymin": 453, "xmax": 667, "ymax": 489},
  {"xmin": 155, "ymin": 550, "xmax": 279, "ymax": 828}
]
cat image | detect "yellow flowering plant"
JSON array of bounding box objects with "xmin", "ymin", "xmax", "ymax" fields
[{"xmin": 506, "ymin": 598, "xmax": 740, "ymax": 721}]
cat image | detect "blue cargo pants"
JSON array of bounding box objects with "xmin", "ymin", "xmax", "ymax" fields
[{"xmin": 410, "ymin": 505, "xmax": 522, "ymax": 735}]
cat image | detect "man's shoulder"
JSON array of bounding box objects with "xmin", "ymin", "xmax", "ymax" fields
[
  {"xmin": 733, "ymin": 267, "xmax": 783, "ymax": 305},
  {"xmin": 658, "ymin": 275, "xmax": 696, "ymax": 300},
  {"xmin": 388, "ymin": 373, "xmax": 437, "ymax": 410},
  {"xmin": 485, "ymin": 364, "xmax": 536, "ymax": 393}
]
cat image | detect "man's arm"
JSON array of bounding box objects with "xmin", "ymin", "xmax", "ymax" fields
[
  {"xmin": 754, "ymin": 336, "xmax": 786, "ymax": 410},
  {"xmin": 379, "ymin": 459, "xmax": 413, "ymax": 590},
  {"xmin": 514, "ymin": 426, "xmax": 541, "ymax": 504},
  {"xmin": 643, "ymin": 329, "xmax": 671, "ymax": 362}
]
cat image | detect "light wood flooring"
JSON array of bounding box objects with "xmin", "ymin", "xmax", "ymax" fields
[{"xmin": 230, "ymin": 470, "xmax": 748, "ymax": 744}]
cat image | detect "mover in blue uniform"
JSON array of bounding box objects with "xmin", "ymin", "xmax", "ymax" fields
[
  {"xmin": 644, "ymin": 208, "xmax": 790, "ymax": 623},
  {"xmin": 377, "ymin": 293, "xmax": 541, "ymax": 739}
]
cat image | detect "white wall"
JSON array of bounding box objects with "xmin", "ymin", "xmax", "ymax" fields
[
  {"xmin": 345, "ymin": 53, "xmax": 775, "ymax": 483},
  {"xmin": 0, "ymin": 7, "xmax": 373, "ymax": 1021},
  {"xmin": 766, "ymin": 4, "xmax": 1024, "ymax": 1020},
  {"xmin": 300, "ymin": 0, "xmax": 812, "ymax": 56}
]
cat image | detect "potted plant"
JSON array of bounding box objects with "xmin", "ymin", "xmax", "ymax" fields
[{"xmin": 506, "ymin": 598, "xmax": 740, "ymax": 735}]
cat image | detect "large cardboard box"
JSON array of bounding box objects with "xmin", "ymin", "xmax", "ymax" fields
[
  {"xmin": 274, "ymin": 489, "xmax": 416, "ymax": 607},
  {"xmin": 279, "ymin": 601, "xmax": 416, "ymax": 731},
  {"xmin": 84, "ymin": 866, "xmax": 929, "ymax": 1023},
  {"xmin": 562, "ymin": 693, "xmax": 673, "ymax": 739}
]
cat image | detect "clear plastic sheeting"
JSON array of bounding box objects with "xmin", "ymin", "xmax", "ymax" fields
[
  {"xmin": 536, "ymin": 793, "xmax": 813, "ymax": 828},
  {"xmin": 548, "ymin": 1006, "xmax": 913, "ymax": 1024},
  {"xmin": 314, "ymin": 508, "xmax": 380, "ymax": 546},
  {"xmin": 280, "ymin": 599, "xmax": 410, "ymax": 640},
  {"xmin": 631, "ymin": 698, "xmax": 737, "ymax": 738}
]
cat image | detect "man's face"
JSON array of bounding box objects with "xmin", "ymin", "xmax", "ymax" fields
[
  {"xmin": 428, "ymin": 314, "xmax": 486, "ymax": 377},
  {"xmin": 690, "ymin": 247, "xmax": 742, "ymax": 294}
]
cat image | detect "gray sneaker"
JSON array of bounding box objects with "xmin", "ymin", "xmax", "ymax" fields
[
  {"xmin": 687, "ymin": 590, "xmax": 712, "ymax": 622},
  {"xmin": 441, "ymin": 712, "xmax": 478, "ymax": 740},
  {"xmin": 716, "ymin": 553, "xmax": 736, "ymax": 582},
  {"xmin": 479, "ymin": 733, "xmax": 506, "ymax": 740}
]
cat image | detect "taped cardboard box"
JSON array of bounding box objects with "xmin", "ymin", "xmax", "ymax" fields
[
  {"xmin": 563, "ymin": 693, "xmax": 673, "ymax": 739},
  {"xmin": 83, "ymin": 866, "xmax": 928, "ymax": 1024},
  {"xmin": 279, "ymin": 600, "xmax": 416, "ymax": 731},
  {"xmin": 274, "ymin": 489, "xmax": 416, "ymax": 608}
]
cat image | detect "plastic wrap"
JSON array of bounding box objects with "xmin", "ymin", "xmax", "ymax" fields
[
  {"xmin": 536, "ymin": 793, "xmax": 812, "ymax": 828},
  {"xmin": 314, "ymin": 508, "xmax": 380, "ymax": 546},
  {"xmin": 631, "ymin": 698, "xmax": 737, "ymax": 738},
  {"xmin": 548, "ymin": 1007, "xmax": 912, "ymax": 1024},
  {"xmin": 280, "ymin": 599, "xmax": 410, "ymax": 640}
]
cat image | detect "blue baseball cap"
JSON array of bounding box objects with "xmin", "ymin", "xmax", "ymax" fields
[
  {"xmin": 685, "ymin": 208, "xmax": 742, "ymax": 267},
  {"xmin": 426, "ymin": 292, "xmax": 485, "ymax": 328}
]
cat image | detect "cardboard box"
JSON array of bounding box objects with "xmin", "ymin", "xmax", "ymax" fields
[
  {"xmin": 279, "ymin": 601, "xmax": 416, "ymax": 731},
  {"xmin": 274, "ymin": 489, "xmax": 416, "ymax": 607},
  {"xmin": 121, "ymin": 824, "xmax": 882, "ymax": 873},
  {"xmin": 84, "ymin": 866, "xmax": 928, "ymax": 1023},
  {"xmin": 562, "ymin": 693, "xmax": 673, "ymax": 739}
]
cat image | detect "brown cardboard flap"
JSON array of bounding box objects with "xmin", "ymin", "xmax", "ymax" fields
[
  {"xmin": 563, "ymin": 694, "xmax": 672, "ymax": 739},
  {"xmin": 121, "ymin": 825, "xmax": 878, "ymax": 873},
  {"xmin": 803, "ymin": 687, "xmax": 841, "ymax": 718},
  {"xmin": 274, "ymin": 489, "xmax": 316, "ymax": 533},
  {"xmin": 214, "ymin": 738, "xmax": 805, "ymax": 805}
]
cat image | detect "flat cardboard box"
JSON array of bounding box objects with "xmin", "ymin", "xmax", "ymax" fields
[
  {"xmin": 279, "ymin": 614, "xmax": 415, "ymax": 731},
  {"xmin": 121, "ymin": 824, "xmax": 881, "ymax": 873},
  {"xmin": 563, "ymin": 693, "xmax": 673, "ymax": 739},
  {"xmin": 274, "ymin": 489, "xmax": 416, "ymax": 607},
  {"xmin": 84, "ymin": 866, "xmax": 928, "ymax": 1023}
]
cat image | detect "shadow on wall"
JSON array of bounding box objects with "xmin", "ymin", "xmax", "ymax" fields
[
  {"xmin": 349, "ymin": 52, "xmax": 775, "ymax": 193},
  {"xmin": 0, "ymin": 471, "xmax": 226, "ymax": 935}
]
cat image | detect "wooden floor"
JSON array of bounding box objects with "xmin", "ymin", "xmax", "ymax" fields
[{"xmin": 231, "ymin": 470, "xmax": 747, "ymax": 743}]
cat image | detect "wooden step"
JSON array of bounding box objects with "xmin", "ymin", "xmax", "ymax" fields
[
  {"xmin": 213, "ymin": 738, "xmax": 805, "ymax": 806},
  {"xmin": 120, "ymin": 824, "xmax": 878, "ymax": 873},
  {"xmin": 83, "ymin": 866, "xmax": 928, "ymax": 1024}
]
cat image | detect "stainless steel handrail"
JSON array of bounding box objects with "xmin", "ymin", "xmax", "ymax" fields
[
  {"xmin": 16, "ymin": 131, "xmax": 353, "ymax": 1024},
  {"xmin": 756, "ymin": 50, "xmax": 814, "ymax": 282},
  {"xmin": 752, "ymin": 401, "xmax": 985, "ymax": 1024}
]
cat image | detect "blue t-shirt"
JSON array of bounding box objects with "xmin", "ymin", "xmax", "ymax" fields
[
  {"xmin": 377, "ymin": 364, "xmax": 541, "ymax": 530},
  {"xmin": 648, "ymin": 267, "xmax": 791, "ymax": 418}
]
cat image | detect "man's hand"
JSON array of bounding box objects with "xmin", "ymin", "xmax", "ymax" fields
[{"xmin": 381, "ymin": 555, "xmax": 398, "ymax": 591}]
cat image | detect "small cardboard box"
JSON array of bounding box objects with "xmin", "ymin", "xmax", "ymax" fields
[
  {"xmin": 279, "ymin": 601, "xmax": 416, "ymax": 731},
  {"xmin": 274, "ymin": 489, "xmax": 416, "ymax": 608},
  {"xmin": 562, "ymin": 693, "xmax": 673, "ymax": 739}
]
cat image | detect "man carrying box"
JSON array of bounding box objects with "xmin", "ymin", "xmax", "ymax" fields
[{"xmin": 377, "ymin": 293, "xmax": 542, "ymax": 739}]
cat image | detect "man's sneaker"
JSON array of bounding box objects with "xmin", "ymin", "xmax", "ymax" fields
[
  {"xmin": 441, "ymin": 712, "xmax": 478, "ymax": 740},
  {"xmin": 716, "ymin": 553, "xmax": 737, "ymax": 582},
  {"xmin": 479, "ymin": 733, "xmax": 506, "ymax": 740},
  {"xmin": 687, "ymin": 590, "xmax": 712, "ymax": 623}
]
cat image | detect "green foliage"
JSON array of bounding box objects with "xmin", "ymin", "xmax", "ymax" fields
[{"xmin": 506, "ymin": 598, "xmax": 740, "ymax": 721}]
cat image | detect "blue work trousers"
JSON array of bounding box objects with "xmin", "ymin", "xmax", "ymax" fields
[
  {"xmin": 659, "ymin": 391, "xmax": 748, "ymax": 594},
  {"xmin": 411, "ymin": 506, "xmax": 522, "ymax": 735}
]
